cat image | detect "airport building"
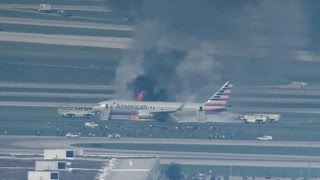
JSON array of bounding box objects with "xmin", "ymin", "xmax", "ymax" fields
[
  {"xmin": 28, "ymin": 149, "xmax": 81, "ymax": 179},
  {"xmin": 28, "ymin": 171, "xmax": 59, "ymax": 180},
  {"xmin": 44, "ymin": 149, "xmax": 83, "ymax": 160},
  {"xmin": 96, "ymin": 157, "xmax": 161, "ymax": 180},
  {"xmin": 35, "ymin": 161, "xmax": 68, "ymax": 171}
]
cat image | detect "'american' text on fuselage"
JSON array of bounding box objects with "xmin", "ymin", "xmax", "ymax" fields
[{"xmin": 114, "ymin": 104, "xmax": 155, "ymax": 110}]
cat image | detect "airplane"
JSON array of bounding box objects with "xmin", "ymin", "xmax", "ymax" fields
[{"xmin": 92, "ymin": 82, "xmax": 233, "ymax": 121}]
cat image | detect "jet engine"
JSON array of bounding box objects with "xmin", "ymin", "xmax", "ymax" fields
[{"xmin": 138, "ymin": 110, "xmax": 153, "ymax": 119}]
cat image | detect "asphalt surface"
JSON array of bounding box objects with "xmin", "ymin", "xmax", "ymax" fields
[
  {"xmin": 0, "ymin": 101, "xmax": 95, "ymax": 107},
  {"xmin": 0, "ymin": 32, "xmax": 132, "ymax": 49},
  {"xmin": 0, "ymin": 17, "xmax": 134, "ymax": 31},
  {"xmin": 0, "ymin": 136, "xmax": 319, "ymax": 168},
  {"xmin": 1, "ymin": 82, "xmax": 320, "ymax": 122},
  {"xmin": 0, "ymin": 82, "xmax": 115, "ymax": 90},
  {"xmin": 4, "ymin": 136, "xmax": 320, "ymax": 147},
  {"xmin": 3, "ymin": 2, "xmax": 320, "ymax": 178},
  {"xmin": 0, "ymin": 91, "xmax": 114, "ymax": 99},
  {"xmin": 0, "ymin": 4, "xmax": 111, "ymax": 12},
  {"xmin": 232, "ymin": 107, "xmax": 320, "ymax": 114},
  {"xmin": 1, "ymin": 81, "xmax": 320, "ymax": 131}
]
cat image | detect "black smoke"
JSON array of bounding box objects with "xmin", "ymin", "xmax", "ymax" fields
[
  {"xmin": 127, "ymin": 75, "xmax": 169, "ymax": 101},
  {"xmin": 111, "ymin": 0, "xmax": 310, "ymax": 101},
  {"xmin": 127, "ymin": 48, "xmax": 186, "ymax": 101}
]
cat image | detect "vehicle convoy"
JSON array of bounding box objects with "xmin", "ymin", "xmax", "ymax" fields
[
  {"xmin": 239, "ymin": 113, "xmax": 281, "ymax": 123},
  {"xmin": 58, "ymin": 108, "xmax": 95, "ymax": 118}
]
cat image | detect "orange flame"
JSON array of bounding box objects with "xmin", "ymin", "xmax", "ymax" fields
[
  {"xmin": 136, "ymin": 90, "xmax": 145, "ymax": 101},
  {"xmin": 131, "ymin": 115, "xmax": 140, "ymax": 120}
]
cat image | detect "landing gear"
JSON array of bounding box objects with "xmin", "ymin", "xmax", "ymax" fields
[
  {"xmin": 66, "ymin": 114, "xmax": 75, "ymax": 118},
  {"xmin": 84, "ymin": 114, "xmax": 93, "ymax": 118}
]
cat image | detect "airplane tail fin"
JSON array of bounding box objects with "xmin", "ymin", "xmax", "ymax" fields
[{"xmin": 203, "ymin": 82, "xmax": 233, "ymax": 107}]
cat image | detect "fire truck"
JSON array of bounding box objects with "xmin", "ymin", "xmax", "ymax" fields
[
  {"xmin": 239, "ymin": 113, "xmax": 281, "ymax": 123},
  {"xmin": 58, "ymin": 108, "xmax": 95, "ymax": 118}
]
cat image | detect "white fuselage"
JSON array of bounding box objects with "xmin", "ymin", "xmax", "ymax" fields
[
  {"xmin": 93, "ymin": 82, "xmax": 232, "ymax": 120},
  {"xmin": 94, "ymin": 100, "xmax": 225, "ymax": 116}
]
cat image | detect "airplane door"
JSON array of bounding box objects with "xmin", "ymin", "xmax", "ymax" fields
[{"xmin": 197, "ymin": 106, "xmax": 205, "ymax": 122}]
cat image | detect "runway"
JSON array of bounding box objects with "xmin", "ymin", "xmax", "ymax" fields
[
  {"xmin": 0, "ymin": 32, "xmax": 132, "ymax": 49},
  {"xmin": 1, "ymin": 136, "xmax": 319, "ymax": 168},
  {"xmin": 0, "ymin": 91, "xmax": 115, "ymax": 99},
  {"xmin": 231, "ymin": 97, "xmax": 320, "ymax": 104},
  {"xmin": 4, "ymin": 136, "xmax": 320, "ymax": 148},
  {"xmin": 0, "ymin": 4, "xmax": 112, "ymax": 12},
  {"xmin": 1, "ymin": 1, "xmax": 319, "ymax": 178},
  {"xmin": 1, "ymin": 100, "xmax": 320, "ymax": 117},
  {"xmin": 234, "ymin": 86, "xmax": 320, "ymax": 96},
  {"xmin": 0, "ymin": 82, "xmax": 115, "ymax": 90},
  {"xmin": 0, "ymin": 101, "xmax": 94, "ymax": 108},
  {"xmin": 0, "ymin": 17, "xmax": 134, "ymax": 31},
  {"xmin": 232, "ymin": 107, "xmax": 320, "ymax": 114},
  {"xmin": 1, "ymin": 81, "xmax": 320, "ymax": 126}
]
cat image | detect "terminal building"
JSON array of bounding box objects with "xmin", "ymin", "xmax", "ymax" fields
[{"xmin": 96, "ymin": 157, "xmax": 161, "ymax": 180}]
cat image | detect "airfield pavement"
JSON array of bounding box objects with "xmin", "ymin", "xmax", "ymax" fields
[
  {"xmin": 1, "ymin": 83, "xmax": 320, "ymax": 123},
  {"xmin": 0, "ymin": 135, "xmax": 319, "ymax": 168},
  {"xmin": 0, "ymin": 82, "xmax": 115, "ymax": 90},
  {"xmin": 0, "ymin": 17, "xmax": 134, "ymax": 31},
  {"xmin": 0, "ymin": 101, "xmax": 95, "ymax": 108},
  {"xmin": 1, "ymin": 1, "xmax": 320, "ymax": 178},
  {"xmin": 0, "ymin": 32, "xmax": 132, "ymax": 49},
  {"xmin": 0, "ymin": 3, "xmax": 112, "ymax": 12}
]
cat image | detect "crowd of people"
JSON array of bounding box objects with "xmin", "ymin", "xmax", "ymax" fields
[{"xmin": 48, "ymin": 120, "xmax": 267, "ymax": 140}]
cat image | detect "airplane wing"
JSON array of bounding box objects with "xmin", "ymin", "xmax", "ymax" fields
[
  {"xmin": 177, "ymin": 102, "xmax": 186, "ymax": 111},
  {"xmin": 150, "ymin": 102, "xmax": 185, "ymax": 113}
]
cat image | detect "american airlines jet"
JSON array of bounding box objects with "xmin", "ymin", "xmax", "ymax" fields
[{"xmin": 93, "ymin": 82, "xmax": 233, "ymax": 121}]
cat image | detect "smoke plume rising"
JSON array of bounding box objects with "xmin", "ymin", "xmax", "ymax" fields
[{"xmin": 110, "ymin": 0, "xmax": 309, "ymax": 101}]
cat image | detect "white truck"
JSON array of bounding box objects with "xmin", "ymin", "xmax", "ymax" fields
[
  {"xmin": 66, "ymin": 133, "xmax": 80, "ymax": 138},
  {"xmin": 38, "ymin": 4, "xmax": 53, "ymax": 13},
  {"xmin": 257, "ymin": 135, "xmax": 272, "ymax": 141},
  {"xmin": 239, "ymin": 113, "xmax": 281, "ymax": 123},
  {"xmin": 56, "ymin": 9, "xmax": 72, "ymax": 17},
  {"xmin": 260, "ymin": 113, "xmax": 281, "ymax": 123},
  {"xmin": 85, "ymin": 122, "xmax": 98, "ymax": 128},
  {"xmin": 58, "ymin": 108, "xmax": 95, "ymax": 118}
]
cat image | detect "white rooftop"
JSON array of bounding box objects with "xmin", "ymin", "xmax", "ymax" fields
[{"xmin": 98, "ymin": 158, "xmax": 160, "ymax": 180}]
